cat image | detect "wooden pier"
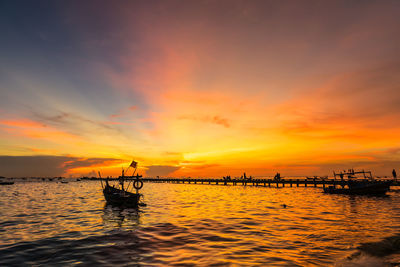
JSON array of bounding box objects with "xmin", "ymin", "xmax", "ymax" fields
[{"xmin": 140, "ymin": 177, "xmax": 399, "ymax": 188}]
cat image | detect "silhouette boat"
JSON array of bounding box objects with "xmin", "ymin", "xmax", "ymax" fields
[
  {"xmin": 101, "ymin": 160, "xmax": 144, "ymax": 208},
  {"xmin": 324, "ymin": 170, "xmax": 392, "ymax": 195},
  {"xmin": 0, "ymin": 181, "xmax": 14, "ymax": 185}
]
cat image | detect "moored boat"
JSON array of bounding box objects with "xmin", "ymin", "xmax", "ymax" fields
[
  {"xmin": 101, "ymin": 160, "xmax": 144, "ymax": 208},
  {"xmin": 324, "ymin": 170, "xmax": 392, "ymax": 195},
  {"xmin": 103, "ymin": 182, "xmax": 141, "ymax": 207}
]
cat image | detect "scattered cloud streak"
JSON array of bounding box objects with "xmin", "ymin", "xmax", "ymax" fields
[
  {"xmin": 145, "ymin": 165, "xmax": 180, "ymax": 177},
  {"xmin": 0, "ymin": 118, "xmax": 82, "ymax": 143},
  {"xmin": 178, "ymin": 115, "xmax": 230, "ymax": 128}
]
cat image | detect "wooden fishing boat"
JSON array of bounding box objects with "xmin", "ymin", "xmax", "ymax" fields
[
  {"xmin": 103, "ymin": 181, "xmax": 141, "ymax": 207},
  {"xmin": 101, "ymin": 160, "xmax": 144, "ymax": 208},
  {"xmin": 324, "ymin": 170, "xmax": 392, "ymax": 195}
]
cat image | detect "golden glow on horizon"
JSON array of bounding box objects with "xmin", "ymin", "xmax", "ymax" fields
[{"xmin": 1, "ymin": 1, "xmax": 400, "ymax": 177}]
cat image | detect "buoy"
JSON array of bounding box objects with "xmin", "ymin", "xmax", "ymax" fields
[{"xmin": 133, "ymin": 180, "xmax": 143, "ymax": 190}]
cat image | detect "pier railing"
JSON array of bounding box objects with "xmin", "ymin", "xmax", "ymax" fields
[{"xmin": 139, "ymin": 177, "xmax": 399, "ymax": 188}]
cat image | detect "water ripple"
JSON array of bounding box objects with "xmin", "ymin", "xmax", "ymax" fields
[{"xmin": 1, "ymin": 181, "xmax": 400, "ymax": 265}]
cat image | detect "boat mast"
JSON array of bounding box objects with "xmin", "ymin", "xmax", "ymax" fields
[
  {"xmin": 126, "ymin": 163, "xmax": 138, "ymax": 192},
  {"xmin": 98, "ymin": 171, "xmax": 104, "ymax": 189},
  {"xmin": 119, "ymin": 168, "xmax": 125, "ymax": 191}
]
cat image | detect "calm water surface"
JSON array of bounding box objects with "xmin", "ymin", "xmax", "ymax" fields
[{"xmin": 1, "ymin": 181, "xmax": 400, "ymax": 266}]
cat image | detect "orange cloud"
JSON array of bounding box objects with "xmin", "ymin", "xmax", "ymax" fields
[
  {"xmin": 64, "ymin": 158, "xmax": 127, "ymax": 177},
  {"xmin": 0, "ymin": 119, "xmax": 45, "ymax": 128},
  {"xmin": 109, "ymin": 105, "xmax": 138, "ymax": 119},
  {"xmin": 0, "ymin": 119, "xmax": 81, "ymax": 143}
]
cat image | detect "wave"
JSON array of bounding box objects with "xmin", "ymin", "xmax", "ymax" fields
[
  {"xmin": 358, "ymin": 233, "xmax": 400, "ymax": 257},
  {"xmin": 335, "ymin": 253, "xmax": 389, "ymax": 267},
  {"xmin": 335, "ymin": 233, "xmax": 400, "ymax": 266}
]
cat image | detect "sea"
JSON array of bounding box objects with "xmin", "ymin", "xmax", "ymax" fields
[{"xmin": 1, "ymin": 180, "xmax": 400, "ymax": 266}]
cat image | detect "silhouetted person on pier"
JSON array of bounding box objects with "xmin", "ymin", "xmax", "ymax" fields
[
  {"xmin": 274, "ymin": 172, "xmax": 281, "ymax": 181},
  {"xmin": 393, "ymin": 169, "xmax": 397, "ymax": 180},
  {"xmin": 339, "ymin": 173, "xmax": 345, "ymax": 188},
  {"xmin": 243, "ymin": 172, "xmax": 247, "ymax": 180}
]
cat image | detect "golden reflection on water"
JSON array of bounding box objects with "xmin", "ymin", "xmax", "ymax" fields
[
  {"xmin": 142, "ymin": 183, "xmax": 400, "ymax": 265},
  {"xmin": 1, "ymin": 181, "xmax": 400, "ymax": 265}
]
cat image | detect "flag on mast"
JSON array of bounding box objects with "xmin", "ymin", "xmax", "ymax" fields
[{"xmin": 130, "ymin": 160, "xmax": 137, "ymax": 168}]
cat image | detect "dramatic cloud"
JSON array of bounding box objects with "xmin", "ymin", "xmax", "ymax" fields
[{"xmin": 0, "ymin": 156, "xmax": 122, "ymax": 177}]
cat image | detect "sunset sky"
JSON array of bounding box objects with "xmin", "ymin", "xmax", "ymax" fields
[{"xmin": 1, "ymin": 0, "xmax": 400, "ymax": 177}]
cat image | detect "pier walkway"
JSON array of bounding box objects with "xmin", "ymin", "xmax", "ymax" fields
[{"xmin": 140, "ymin": 177, "xmax": 399, "ymax": 188}]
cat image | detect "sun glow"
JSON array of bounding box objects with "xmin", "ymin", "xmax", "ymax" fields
[{"xmin": 1, "ymin": 1, "xmax": 400, "ymax": 177}]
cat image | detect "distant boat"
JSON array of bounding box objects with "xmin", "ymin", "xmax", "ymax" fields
[
  {"xmin": 324, "ymin": 170, "xmax": 392, "ymax": 195},
  {"xmin": 0, "ymin": 181, "xmax": 14, "ymax": 185},
  {"xmin": 61, "ymin": 181, "xmax": 69, "ymax": 184},
  {"xmin": 100, "ymin": 160, "xmax": 144, "ymax": 208}
]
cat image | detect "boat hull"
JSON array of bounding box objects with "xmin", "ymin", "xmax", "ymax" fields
[
  {"xmin": 324, "ymin": 180, "xmax": 392, "ymax": 195},
  {"xmin": 103, "ymin": 185, "xmax": 140, "ymax": 208}
]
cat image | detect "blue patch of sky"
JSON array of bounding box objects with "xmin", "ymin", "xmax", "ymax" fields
[{"xmin": 0, "ymin": 1, "xmax": 149, "ymax": 121}]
